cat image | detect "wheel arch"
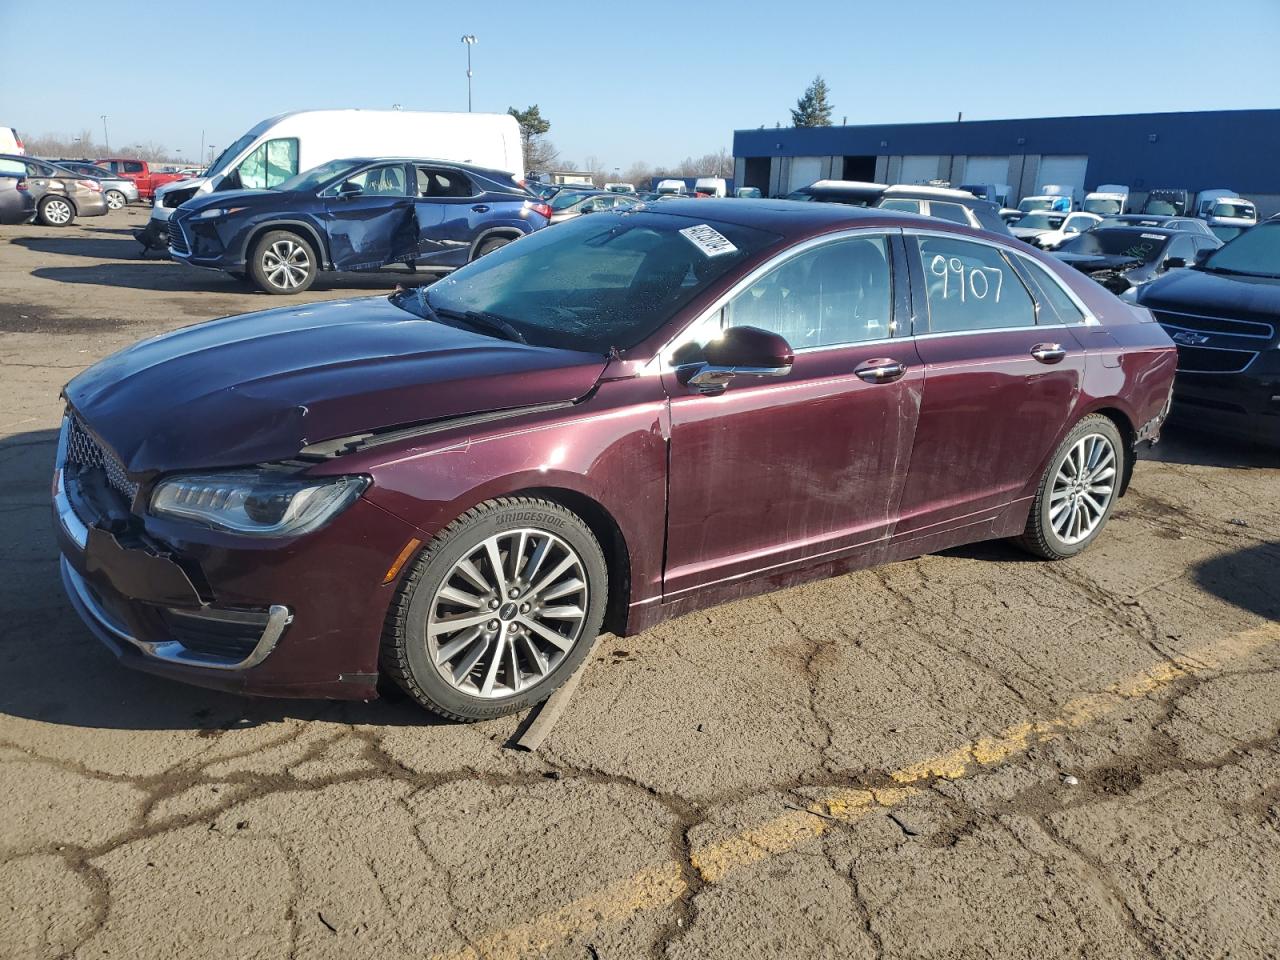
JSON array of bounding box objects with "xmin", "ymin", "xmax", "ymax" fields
[
  {"xmin": 242, "ymin": 220, "xmax": 328, "ymax": 269},
  {"xmin": 42, "ymin": 192, "xmax": 77, "ymax": 215},
  {"xmin": 468, "ymin": 225, "xmax": 526, "ymax": 261},
  {"xmin": 507, "ymin": 485, "xmax": 632, "ymax": 636},
  {"xmin": 1084, "ymin": 403, "xmax": 1137, "ymax": 497}
]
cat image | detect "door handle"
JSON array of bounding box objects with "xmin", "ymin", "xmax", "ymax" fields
[
  {"xmin": 854, "ymin": 358, "xmax": 907, "ymax": 383},
  {"xmin": 1031, "ymin": 343, "xmax": 1066, "ymax": 364},
  {"xmin": 471, "ymin": 204, "xmax": 490, "ymax": 213}
]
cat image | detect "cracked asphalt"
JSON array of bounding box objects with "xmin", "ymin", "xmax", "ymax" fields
[{"xmin": 2, "ymin": 210, "xmax": 1279, "ymax": 960}]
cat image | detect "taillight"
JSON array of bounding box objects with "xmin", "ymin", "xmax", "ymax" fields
[
  {"xmin": 77, "ymin": 179, "xmax": 102, "ymax": 192},
  {"xmin": 532, "ymin": 202, "xmax": 552, "ymax": 220},
  {"xmin": 15, "ymin": 178, "xmax": 28, "ymax": 191}
]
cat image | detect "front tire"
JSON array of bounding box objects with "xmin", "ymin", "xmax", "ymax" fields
[
  {"xmin": 105, "ymin": 190, "xmax": 127, "ymax": 210},
  {"xmin": 1017, "ymin": 414, "xmax": 1125, "ymax": 559},
  {"xmin": 249, "ymin": 230, "xmax": 317, "ymax": 294},
  {"xmin": 37, "ymin": 196, "xmax": 75, "ymax": 227},
  {"xmin": 381, "ymin": 497, "xmax": 608, "ymax": 721}
]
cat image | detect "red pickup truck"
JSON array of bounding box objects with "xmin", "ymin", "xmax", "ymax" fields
[{"xmin": 94, "ymin": 159, "xmax": 191, "ymax": 200}]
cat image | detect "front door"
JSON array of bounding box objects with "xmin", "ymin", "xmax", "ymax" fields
[
  {"xmin": 893, "ymin": 232, "xmax": 1086, "ymax": 538},
  {"xmin": 662, "ymin": 232, "xmax": 922, "ymax": 599},
  {"xmin": 322, "ymin": 162, "xmax": 416, "ymax": 271}
]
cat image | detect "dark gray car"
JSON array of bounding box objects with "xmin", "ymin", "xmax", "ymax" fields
[
  {"xmin": 0, "ymin": 160, "xmax": 37, "ymax": 225},
  {"xmin": 0, "ymin": 154, "xmax": 109, "ymax": 226}
]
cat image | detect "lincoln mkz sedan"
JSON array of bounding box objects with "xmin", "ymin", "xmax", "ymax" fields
[{"xmin": 55, "ymin": 201, "xmax": 1177, "ymax": 720}]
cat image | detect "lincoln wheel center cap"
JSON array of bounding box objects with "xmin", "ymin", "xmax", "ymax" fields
[{"xmin": 499, "ymin": 602, "xmax": 519, "ymax": 621}]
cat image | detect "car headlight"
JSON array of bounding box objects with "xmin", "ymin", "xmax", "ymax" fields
[
  {"xmin": 1118, "ymin": 285, "xmax": 1140, "ymax": 303},
  {"xmin": 150, "ymin": 470, "xmax": 368, "ymax": 537},
  {"xmin": 192, "ymin": 206, "xmax": 246, "ymax": 220}
]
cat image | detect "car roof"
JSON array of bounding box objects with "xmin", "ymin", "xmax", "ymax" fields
[
  {"xmin": 340, "ymin": 156, "xmax": 519, "ymax": 181},
  {"xmin": 882, "ymin": 184, "xmax": 978, "ymax": 201},
  {"xmin": 1095, "ymin": 225, "xmax": 1177, "ymax": 238},
  {"xmin": 805, "ymin": 179, "xmax": 887, "ymax": 192}
]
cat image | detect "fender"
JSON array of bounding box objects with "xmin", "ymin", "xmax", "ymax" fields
[{"xmin": 239, "ymin": 218, "xmax": 330, "ymax": 269}]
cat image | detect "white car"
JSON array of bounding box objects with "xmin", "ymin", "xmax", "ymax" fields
[
  {"xmin": 1033, "ymin": 211, "xmax": 1103, "ymax": 250},
  {"xmin": 1009, "ymin": 210, "xmax": 1069, "ymax": 244}
]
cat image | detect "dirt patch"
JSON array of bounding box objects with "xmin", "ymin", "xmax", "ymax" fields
[{"xmin": 0, "ymin": 302, "xmax": 131, "ymax": 335}]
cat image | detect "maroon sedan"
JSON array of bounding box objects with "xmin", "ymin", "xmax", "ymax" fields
[{"xmin": 54, "ymin": 201, "xmax": 1177, "ymax": 720}]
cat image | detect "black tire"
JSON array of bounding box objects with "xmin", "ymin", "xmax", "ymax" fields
[
  {"xmin": 37, "ymin": 195, "xmax": 75, "ymax": 227},
  {"xmin": 105, "ymin": 190, "xmax": 127, "ymax": 211},
  {"xmin": 248, "ymin": 230, "xmax": 317, "ymax": 294},
  {"xmin": 473, "ymin": 236, "xmax": 513, "ymax": 260},
  {"xmin": 1016, "ymin": 414, "xmax": 1126, "ymax": 560},
  {"xmin": 381, "ymin": 497, "xmax": 608, "ymax": 721}
]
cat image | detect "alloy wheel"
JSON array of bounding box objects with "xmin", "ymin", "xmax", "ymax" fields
[
  {"xmin": 426, "ymin": 529, "xmax": 589, "ymax": 699},
  {"xmin": 261, "ymin": 239, "xmax": 311, "ymax": 290},
  {"xmin": 106, "ymin": 191, "xmax": 125, "ymax": 210},
  {"xmin": 44, "ymin": 199, "xmax": 72, "ymax": 225},
  {"xmin": 1050, "ymin": 433, "xmax": 1117, "ymax": 545}
]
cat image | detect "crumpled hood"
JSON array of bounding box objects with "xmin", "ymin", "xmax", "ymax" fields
[
  {"xmin": 1136, "ymin": 266, "xmax": 1280, "ymax": 323},
  {"xmin": 1054, "ymin": 252, "xmax": 1143, "ymax": 274},
  {"xmin": 64, "ymin": 297, "xmax": 608, "ymax": 474},
  {"xmin": 176, "ymin": 187, "xmax": 286, "ymax": 216}
]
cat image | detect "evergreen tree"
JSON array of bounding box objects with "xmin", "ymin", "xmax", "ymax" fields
[{"xmin": 790, "ymin": 76, "xmax": 834, "ymax": 128}]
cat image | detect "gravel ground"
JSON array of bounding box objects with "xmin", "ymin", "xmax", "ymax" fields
[{"xmin": 2, "ymin": 208, "xmax": 1279, "ymax": 960}]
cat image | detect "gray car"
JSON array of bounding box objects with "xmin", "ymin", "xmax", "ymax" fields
[
  {"xmin": 0, "ymin": 160, "xmax": 37, "ymax": 225},
  {"xmin": 548, "ymin": 190, "xmax": 640, "ymax": 224},
  {"xmin": 0, "ymin": 154, "xmax": 109, "ymax": 226},
  {"xmin": 53, "ymin": 159, "xmax": 140, "ymax": 210}
]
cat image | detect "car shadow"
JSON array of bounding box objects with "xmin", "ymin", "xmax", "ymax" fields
[
  {"xmin": 14, "ymin": 235, "xmax": 143, "ymax": 260},
  {"xmin": 1143, "ymin": 424, "xmax": 1279, "ymax": 469},
  {"xmin": 0, "ymin": 428, "xmax": 437, "ymax": 731},
  {"xmin": 1192, "ymin": 540, "xmax": 1280, "ymax": 623}
]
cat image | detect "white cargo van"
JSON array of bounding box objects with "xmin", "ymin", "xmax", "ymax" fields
[
  {"xmin": 144, "ymin": 109, "xmax": 522, "ymax": 237},
  {"xmin": 656, "ymin": 179, "xmax": 687, "ymax": 196},
  {"xmin": 694, "ymin": 177, "xmax": 727, "ymax": 197},
  {"xmin": 0, "ymin": 127, "xmax": 25, "ymax": 155},
  {"xmin": 1083, "ymin": 184, "xmax": 1129, "ymax": 216}
]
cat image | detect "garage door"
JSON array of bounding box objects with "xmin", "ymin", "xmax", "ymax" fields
[
  {"xmin": 788, "ymin": 157, "xmax": 823, "ymax": 192},
  {"xmin": 1037, "ymin": 155, "xmax": 1088, "ymax": 196},
  {"xmin": 900, "ymin": 155, "xmax": 942, "ymax": 184},
  {"xmin": 963, "ymin": 155, "xmax": 1009, "ymax": 186}
]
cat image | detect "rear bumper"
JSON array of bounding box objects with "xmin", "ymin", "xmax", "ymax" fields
[{"xmin": 76, "ymin": 195, "xmax": 110, "ymax": 217}]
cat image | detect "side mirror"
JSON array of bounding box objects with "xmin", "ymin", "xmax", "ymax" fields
[
  {"xmin": 1162, "ymin": 257, "xmax": 1187, "ymax": 271},
  {"xmin": 676, "ymin": 325, "xmax": 795, "ymax": 395},
  {"xmin": 338, "ymin": 180, "xmax": 364, "ymax": 199}
]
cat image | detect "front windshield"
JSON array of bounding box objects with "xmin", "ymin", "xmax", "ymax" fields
[
  {"xmin": 1083, "ymin": 197, "xmax": 1122, "ymax": 215},
  {"xmin": 205, "ymin": 133, "xmax": 257, "ymax": 178},
  {"xmin": 277, "ymin": 159, "xmax": 363, "ymax": 194},
  {"xmin": 1143, "ymin": 200, "xmax": 1177, "ymax": 216},
  {"xmin": 1016, "ymin": 213, "xmax": 1060, "ymax": 230},
  {"xmin": 1059, "ymin": 229, "xmax": 1167, "ymax": 263},
  {"xmin": 394, "ymin": 211, "xmax": 781, "ymax": 353},
  {"xmin": 1212, "ymin": 202, "xmax": 1255, "ymax": 219},
  {"xmin": 1063, "ymin": 215, "xmax": 1095, "ymax": 233},
  {"xmin": 1202, "ymin": 222, "xmax": 1280, "ymax": 278},
  {"xmin": 1019, "ymin": 198, "xmax": 1053, "ymax": 213}
]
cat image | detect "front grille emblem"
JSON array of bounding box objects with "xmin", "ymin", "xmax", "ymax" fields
[{"xmin": 1171, "ymin": 331, "xmax": 1210, "ymax": 346}]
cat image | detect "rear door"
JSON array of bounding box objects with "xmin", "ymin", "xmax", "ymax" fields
[
  {"xmin": 662, "ymin": 231, "xmax": 922, "ymax": 598},
  {"xmin": 322, "ymin": 162, "xmax": 417, "ymax": 270},
  {"xmin": 413, "ymin": 165, "xmax": 489, "ymax": 267},
  {"xmin": 894, "ymin": 230, "xmax": 1086, "ymax": 539}
]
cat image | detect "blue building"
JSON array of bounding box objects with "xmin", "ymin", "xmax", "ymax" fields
[{"xmin": 732, "ymin": 109, "xmax": 1279, "ymax": 215}]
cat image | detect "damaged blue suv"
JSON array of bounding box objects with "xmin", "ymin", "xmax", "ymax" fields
[{"xmin": 168, "ymin": 157, "xmax": 552, "ymax": 294}]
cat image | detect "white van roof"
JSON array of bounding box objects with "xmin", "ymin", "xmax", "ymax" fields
[{"xmin": 883, "ymin": 184, "xmax": 976, "ymax": 200}]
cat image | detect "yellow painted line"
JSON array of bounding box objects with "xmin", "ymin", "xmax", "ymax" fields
[{"xmin": 433, "ymin": 622, "xmax": 1280, "ymax": 960}]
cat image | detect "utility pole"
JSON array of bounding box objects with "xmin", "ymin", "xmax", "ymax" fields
[
  {"xmin": 461, "ymin": 35, "xmax": 477, "ymax": 112},
  {"xmin": 200, "ymin": 130, "xmax": 205, "ymax": 166},
  {"xmin": 100, "ymin": 115, "xmax": 110, "ymax": 152}
]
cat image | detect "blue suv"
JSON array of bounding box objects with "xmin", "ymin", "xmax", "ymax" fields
[{"xmin": 168, "ymin": 157, "xmax": 552, "ymax": 294}]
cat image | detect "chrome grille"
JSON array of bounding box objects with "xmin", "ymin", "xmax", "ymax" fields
[
  {"xmin": 64, "ymin": 414, "xmax": 139, "ymax": 502},
  {"xmin": 167, "ymin": 218, "xmax": 189, "ymax": 254}
]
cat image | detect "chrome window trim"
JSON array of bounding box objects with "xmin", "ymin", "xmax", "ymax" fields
[
  {"xmin": 901, "ymin": 226, "xmax": 1100, "ymax": 327},
  {"xmin": 650, "ymin": 226, "xmax": 903, "ymax": 373}
]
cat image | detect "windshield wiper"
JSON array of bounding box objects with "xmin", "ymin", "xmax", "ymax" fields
[{"xmin": 433, "ymin": 306, "xmax": 528, "ymax": 344}]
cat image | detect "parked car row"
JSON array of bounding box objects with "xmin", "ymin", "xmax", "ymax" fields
[{"xmin": 0, "ymin": 154, "xmax": 109, "ymax": 226}]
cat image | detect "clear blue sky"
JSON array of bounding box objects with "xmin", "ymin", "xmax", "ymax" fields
[{"xmin": 2, "ymin": 0, "xmax": 1277, "ymax": 169}]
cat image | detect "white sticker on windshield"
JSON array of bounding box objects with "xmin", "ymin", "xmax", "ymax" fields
[
  {"xmin": 680, "ymin": 224, "xmax": 738, "ymax": 257},
  {"xmin": 1141, "ymin": 233, "xmax": 1166, "ymax": 240}
]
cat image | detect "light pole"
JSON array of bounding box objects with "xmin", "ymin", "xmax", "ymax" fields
[
  {"xmin": 460, "ymin": 35, "xmax": 477, "ymax": 112},
  {"xmin": 208, "ymin": 145, "xmax": 216, "ymax": 166},
  {"xmin": 100, "ymin": 115, "xmax": 109, "ymax": 152}
]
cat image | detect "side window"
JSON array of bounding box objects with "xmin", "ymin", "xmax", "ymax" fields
[
  {"xmin": 417, "ymin": 168, "xmax": 476, "ymax": 198},
  {"xmin": 724, "ymin": 235, "xmax": 893, "ymax": 349},
  {"xmin": 0, "ymin": 158, "xmax": 24, "ymax": 176},
  {"xmin": 238, "ymin": 138, "xmax": 299, "ymax": 190},
  {"xmin": 124, "ymin": 161, "xmax": 144, "ymax": 173},
  {"xmin": 928, "ymin": 201, "xmax": 972, "ymax": 225},
  {"xmin": 915, "ymin": 236, "xmax": 1036, "ymax": 333},
  {"xmin": 347, "ymin": 164, "xmax": 408, "ymax": 197},
  {"xmin": 1166, "ymin": 235, "xmax": 1195, "ymax": 264},
  {"xmin": 880, "ymin": 198, "xmax": 921, "ymax": 214},
  {"xmin": 1019, "ymin": 258, "xmax": 1087, "ymax": 324}
]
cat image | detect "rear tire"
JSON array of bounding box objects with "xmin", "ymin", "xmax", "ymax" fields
[
  {"xmin": 249, "ymin": 230, "xmax": 317, "ymax": 294},
  {"xmin": 1016, "ymin": 414, "xmax": 1125, "ymax": 560},
  {"xmin": 105, "ymin": 190, "xmax": 127, "ymax": 210},
  {"xmin": 381, "ymin": 497, "xmax": 608, "ymax": 721},
  {"xmin": 37, "ymin": 196, "xmax": 75, "ymax": 227},
  {"xmin": 473, "ymin": 236, "xmax": 512, "ymax": 260}
]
